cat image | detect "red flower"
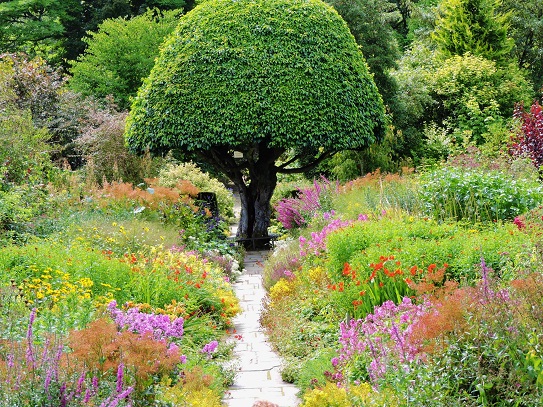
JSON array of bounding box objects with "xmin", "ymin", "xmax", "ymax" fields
[{"xmin": 342, "ymin": 263, "xmax": 352, "ymax": 276}]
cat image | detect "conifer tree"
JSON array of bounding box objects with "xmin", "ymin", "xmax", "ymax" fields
[{"xmin": 432, "ymin": 0, "xmax": 513, "ymax": 63}]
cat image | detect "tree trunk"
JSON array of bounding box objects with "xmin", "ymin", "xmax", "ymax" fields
[{"xmin": 235, "ymin": 143, "xmax": 279, "ymax": 249}]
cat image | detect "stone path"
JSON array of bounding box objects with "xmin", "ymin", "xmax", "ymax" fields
[{"xmin": 223, "ymin": 251, "xmax": 301, "ymax": 407}]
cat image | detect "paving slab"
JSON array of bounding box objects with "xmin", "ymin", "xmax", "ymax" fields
[{"xmin": 223, "ymin": 251, "xmax": 301, "ymax": 407}]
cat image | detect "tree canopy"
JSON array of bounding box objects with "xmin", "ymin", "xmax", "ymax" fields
[
  {"xmin": 127, "ymin": 0, "xmax": 384, "ymax": 157},
  {"xmin": 126, "ymin": 0, "xmax": 385, "ymax": 240}
]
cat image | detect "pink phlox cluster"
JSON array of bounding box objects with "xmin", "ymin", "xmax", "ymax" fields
[
  {"xmin": 201, "ymin": 340, "xmax": 219, "ymax": 358},
  {"xmin": 335, "ymin": 297, "xmax": 429, "ymax": 384},
  {"xmin": 108, "ymin": 301, "xmax": 184, "ymax": 341}
]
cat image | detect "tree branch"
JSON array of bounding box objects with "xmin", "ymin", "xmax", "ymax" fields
[{"xmin": 277, "ymin": 150, "xmax": 337, "ymax": 174}]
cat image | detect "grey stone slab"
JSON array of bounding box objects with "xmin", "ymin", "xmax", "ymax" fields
[{"xmin": 224, "ymin": 251, "xmax": 300, "ymax": 407}]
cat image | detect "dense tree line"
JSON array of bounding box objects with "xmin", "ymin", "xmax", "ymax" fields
[{"xmin": 1, "ymin": 0, "xmax": 542, "ymax": 187}]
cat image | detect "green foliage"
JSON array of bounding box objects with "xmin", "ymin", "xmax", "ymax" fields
[
  {"xmin": 391, "ymin": 47, "xmax": 532, "ymax": 158},
  {"xmin": 158, "ymin": 162, "xmax": 234, "ymax": 220},
  {"xmin": 419, "ymin": 166, "xmax": 543, "ymax": 222},
  {"xmin": 0, "ymin": 54, "xmax": 85, "ymax": 163},
  {"xmin": 502, "ymin": 1, "xmax": 543, "ymax": 93},
  {"xmin": 297, "ymin": 348, "xmax": 339, "ymax": 391},
  {"xmin": 126, "ymin": 0, "xmax": 385, "ymax": 157},
  {"xmin": 333, "ymin": 171, "xmax": 421, "ymax": 216},
  {"xmin": 432, "ymin": 0, "xmax": 513, "ymax": 63},
  {"xmin": 325, "ymin": 0, "xmax": 401, "ymax": 102},
  {"xmin": 431, "ymin": 53, "xmax": 531, "ymax": 144},
  {"xmin": 0, "ymin": 111, "xmax": 52, "ymax": 187},
  {"xmin": 0, "ymin": 0, "xmax": 78, "ymax": 64},
  {"xmin": 69, "ymin": 9, "xmax": 182, "ymax": 110}
]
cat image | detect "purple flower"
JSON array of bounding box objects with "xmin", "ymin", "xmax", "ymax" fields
[
  {"xmin": 201, "ymin": 340, "xmax": 219, "ymax": 357},
  {"xmin": 108, "ymin": 302, "xmax": 184, "ymax": 341},
  {"xmin": 116, "ymin": 363, "xmax": 124, "ymax": 393}
]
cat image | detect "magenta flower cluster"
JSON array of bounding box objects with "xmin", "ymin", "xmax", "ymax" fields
[
  {"xmin": 201, "ymin": 340, "xmax": 219, "ymax": 358},
  {"xmin": 108, "ymin": 301, "xmax": 184, "ymax": 341},
  {"xmin": 299, "ymin": 215, "xmax": 352, "ymax": 256},
  {"xmin": 275, "ymin": 178, "xmax": 339, "ymax": 230},
  {"xmin": 334, "ymin": 297, "xmax": 429, "ymax": 384}
]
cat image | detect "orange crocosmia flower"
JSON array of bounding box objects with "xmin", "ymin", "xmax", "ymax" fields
[
  {"xmin": 410, "ymin": 266, "xmax": 417, "ymax": 276},
  {"xmin": 405, "ymin": 278, "xmax": 413, "ymax": 285},
  {"xmin": 343, "ymin": 263, "xmax": 352, "ymax": 276},
  {"xmin": 428, "ymin": 264, "xmax": 437, "ymax": 272},
  {"xmin": 379, "ymin": 282, "xmax": 384, "ymax": 287}
]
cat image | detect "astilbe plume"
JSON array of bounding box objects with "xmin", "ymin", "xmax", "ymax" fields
[
  {"xmin": 275, "ymin": 178, "xmax": 339, "ymax": 230},
  {"xmin": 68, "ymin": 318, "xmax": 182, "ymax": 385}
]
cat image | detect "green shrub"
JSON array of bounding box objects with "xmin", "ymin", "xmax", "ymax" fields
[
  {"xmin": 158, "ymin": 162, "xmax": 234, "ymax": 221},
  {"xmin": 326, "ymin": 217, "xmax": 533, "ymax": 283},
  {"xmin": 419, "ymin": 167, "xmax": 543, "ymax": 222},
  {"xmin": 334, "ymin": 170, "xmax": 421, "ymax": 217}
]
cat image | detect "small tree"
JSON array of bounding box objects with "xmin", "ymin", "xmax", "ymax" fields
[
  {"xmin": 126, "ymin": 0, "xmax": 385, "ymax": 243},
  {"xmin": 432, "ymin": 0, "xmax": 513, "ymax": 63},
  {"xmin": 69, "ymin": 9, "xmax": 182, "ymax": 110},
  {"xmin": 510, "ymin": 101, "xmax": 543, "ymax": 171}
]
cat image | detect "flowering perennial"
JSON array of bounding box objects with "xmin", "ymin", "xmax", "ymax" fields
[{"xmin": 108, "ymin": 300, "xmax": 184, "ymax": 341}]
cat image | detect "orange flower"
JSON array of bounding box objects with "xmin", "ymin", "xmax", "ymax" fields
[{"xmin": 342, "ymin": 263, "xmax": 352, "ymax": 276}]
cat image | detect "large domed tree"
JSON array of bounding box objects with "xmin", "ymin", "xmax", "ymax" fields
[{"xmin": 125, "ymin": 0, "xmax": 385, "ymax": 245}]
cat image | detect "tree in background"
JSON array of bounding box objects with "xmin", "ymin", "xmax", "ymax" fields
[
  {"xmin": 432, "ymin": 0, "xmax": 513, "ymax": 63},
  {"xmin": 510, "ymin": 101, "xmax": 543, "ymax": 173},
  {"xmin": 69, "ymin": 9, "xmax": 182, "ymax": 110},
  {"xmin": 126, "ymin": 0, "xmax": 385, "ymax": 242},
  {"xmin": 326, "ymin": 0, "xmax": 401, "ymax": 102},
  {"xmin": 0, "ymin": 0, "xmax": 80, "ymax": 64},
  {"xmin": 0, "ymin": 53, "xmax": 85, "ymax": 165},
  {"xmin": 389, "ymin": 0, "xmax": 534, "ymax": 163},
  {"xmin": 0, "ymin": 0, "xmax": 186, "ymax": 68},
  {"xmin": 501, "ymin": 1, "xmax": 543, "ymax": 93}
]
